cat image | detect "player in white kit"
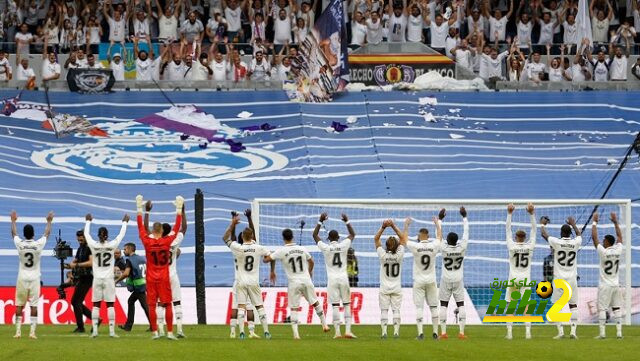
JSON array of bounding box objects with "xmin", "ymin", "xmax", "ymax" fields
[
  {"xmin": 405, "ymin": 209, "xmax": 445, "ymax": 340},
  {"xmin": 265, "ymin": 228, "xmax": 329, "ymax": 339},
  {"xmin": 505, "ymin": 203, "xmax": 536, "ymax": 340},
  {"xmin": 223, "ymin": 213, "xmax": 272, "ymax": 340},
  {"xmin": 227, "ymin": 209, "xmax": 269, "ymax": 339},
  {"xmin": 84, "ymin": 213, "xmax": 130, "ymax": 338},
  {"xmin": 11, "ymin": 210, "xmax": 53, "ymax": 339},
  {"xmin": 541, "ymin": 215, "xmax": 581, "ymax": 339},
  {"xmin": 439, "ymin": 207, "xmax": 469, "ymax": 340},
  {"xmin": 374, "ymin": 218, "xmax": 407, "ymax": 339},
  {"xmin": 591, "ymin": 212, "xmax": 624, "ymax": 339},
  {"xmin": 313, "ymin": 212, "xmax": 357, "ymax": 339}
]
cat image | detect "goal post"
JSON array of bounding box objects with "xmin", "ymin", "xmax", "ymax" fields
[{"xmin": 252, "ymin": 198, "xmax": 633, "ymax": 325}]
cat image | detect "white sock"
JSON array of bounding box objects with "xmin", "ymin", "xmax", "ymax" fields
[
  {"xmin": 598, "ymin": 310, "xmax": 606, "ymax": 337},
  {"xmin": 15, "ymin": 315, "xmax": 22, "ymax": 335},
  {"xmin": 257, "ymin": 307, "xmax": 269, "ymax": 333},
  {"xmin": 380, "ymin": 309, "xmax": 388, "ymax": 335},
  {"xmin": 237, "ymin": 308, "xmax": 246, "ymax": 334},
  {"xmin": 556, "ymin": 324, "xmax": 564, "ymax": 335},
  {"xmin": 314, "ymin": 303, "xmax": 327, "ymax": 328},
  {"xmin": 91, "ymin": 307, "xmax": 100, "ymax": 335},
  {"xmin": 458, "ymin": 306, "xmax": 466, "ymax": 335},
  {"xmin": 525, "ymin": 322, "xmax": 532, "ymax": 336},
  {"xmin": 506, "ymin": 322, "xmax": 513, "ymax": 336},
  {"xmin": 29, "ymin": 316, "xmax": 37, "ymax": 335},
  {"xmin": 230, "ymin": 318, "xmax": 237, "ymax": 332},
  {"xmin": 570, "ymin": 307, "xmax": 578, "ymax": 335},
  {"xmin": 392, "ymin": 310, "xmax": 401, "ymax": 336},
  {"xmin": 175, "ymin": 304, "xmax": 183, "ymax": 334},
  {"xmin": 430, "ymin": 306, "xmax": 439, "ymax": 335},
  {"xmin": 416, "ymin": 307, "xmax": 424, "ymax": 336},
  {"xmin": 290, "ymin": 309, "xmax": 299, "ymax": 338},
  {"xmin": 344, "ymin": 304, "xmax": 352, "ymax": 334},
  {"xmin": 157, "ymin": 305, "xmax": 166, "ymax": 335},
  {"xmin": 332, "ymin": 306, "xmax": 341, "ymax": 336},
  {"xmin": 439, "ymin": 306, "xmax": 447, "ymax": 334},
  {"xmin": 248, "ymin": 320, "xmax": 255, "ymax": 333},
  {"xmin": 108, "ymin": 307, "xmax": 115, "ymax": 335},
  {"xmin": 614, "ymin": 309, "xmax": 622, "ymax": 336}
]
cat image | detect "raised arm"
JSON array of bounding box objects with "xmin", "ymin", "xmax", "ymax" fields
[
  {"xmin": 43, "ymin": 211, "xmax": 54, "ymax": 239},
  {"xmin": 436, "ymin": 208, "xmax": 445, "ymax": 242},
  {"xmin": 223, "ymin": 213, "xmax": 240, "ymax": 244},
  {"xmin": 342, "ymin": 213, "xmax": 356, "ymax": 241},
  {"xmin": 181, "ymin": 205, "xmax": 187, "ymax": 234},
  {"xmin": 10, "ymin": 211, "xmax": 18, "ymax": 239},
  {"xmin": 566, "ymin": 216, "xmax": 581, "ymax": 237},
  {"xmin": 374, "ymin": 220, "xmax": 390, "ymax": 249},
  {"xmin": 103, "ymin": 0, "xmax": 112, "ymax": 21},
  {"xmin": 611, "ymin": 212, "xmax": 623, "ymax": 244},
  {"xmin": 170, "ymin": 196, "xmax": 185, "ymax": 236},
  {"xmin": 313, "ymin": 212, "xmax": 327, "ymax": 243},
  {"xmin": 506, "ymin": 203, "xmax": 514, "ymax": 243},
  {"xmin": 389, "ymin": 219, "xmax": 405, "ymax": 245},
  {"xmin": 527, "ymin": 202, "xmax": 536, "ymax": 245},
  {"xmin": 136, "ymin": 195, "xmax": 149, "ymax": 240},
  {"xmin": 84, "ymin": 213, "xmax": 97, "ymax": 247},
  {"xmin": 540, "ymin": 216, "xmax": 550, "ymax": 241},
  {"xmin": 113, "ymin": 214, "xmax": 130, "ymax": 245},
  {"xmin": 143, "ymin": 200, "xmax": 152, "ymax": 233},
  {"xmin": 460, "ymin": 206, "xmax": 468, "ymax": 248},
  {"xmin": 505, "ymin": 0, "xmax": 514, "ymax": 19},
  {"xmin": 447, "ymin": 2, "xmax": 458, "ymax": 26},
  {"xmin": 591, "ymin": 212, "xmax": 600, "ymax": 248}
]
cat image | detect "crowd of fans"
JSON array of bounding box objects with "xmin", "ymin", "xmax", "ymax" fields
[{"xmin": 0, "ymin": 0, "xmax": 638, "ymax": 84}]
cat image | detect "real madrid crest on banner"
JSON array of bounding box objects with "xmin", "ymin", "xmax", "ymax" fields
[
  {"xmin": 66, "ymin": 69, "xmax": 116, "ymax": 94},
  {"xmin": 373, "ymin": 65, "xmax": 415, "ymax": 86}
]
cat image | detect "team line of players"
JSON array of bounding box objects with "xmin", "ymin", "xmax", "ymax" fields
[
  {"xmin": 10, "ymin": 201, "xmax": 624, "ymax": 340},
  {"xmin": 223, "ymin": 203, "xmax": 624, "ymax": 341}
]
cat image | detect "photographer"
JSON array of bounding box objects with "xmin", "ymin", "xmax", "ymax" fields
[{"xmin": 65, "ymin": 230, "xmax": 94, "ymax": 333}]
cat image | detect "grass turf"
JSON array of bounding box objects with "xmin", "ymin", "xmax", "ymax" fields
[{"xmin": 2, "ymin": 325, "xmax": 640, "ymax": 361}]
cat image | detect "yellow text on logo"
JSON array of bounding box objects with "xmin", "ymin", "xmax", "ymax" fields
[{"xmin": 545, "ymin": 278, "xmax": 572, "ymax": 322}]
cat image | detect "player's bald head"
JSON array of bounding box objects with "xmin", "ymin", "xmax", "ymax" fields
[
  {"xmin": 328, "ymin": 230, "xmax": 339, "ymax": 242},
  {"xmin": 446, "ymin": 232, "xmax": 458, "ymax": 245},
  {"xmin": 560, "ymin": 224, "xmax": 572, "ymax": 238},
  {"xmin": 23, "ymin": 224, "xmax": 34, "ymax": 240}
]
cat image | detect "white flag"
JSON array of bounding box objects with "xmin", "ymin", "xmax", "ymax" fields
[{"xmin": 576, "ymin": 0, "xmax": 593, "ymax": 47}]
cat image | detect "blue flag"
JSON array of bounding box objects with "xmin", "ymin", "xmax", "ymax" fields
[{"xmin": 287, "ymin": 0, "xmax": 349, "ymax": 102}]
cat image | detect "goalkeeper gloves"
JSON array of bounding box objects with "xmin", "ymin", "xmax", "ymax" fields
[
  {"xmin": 136, "ymin": 195, "xmax": 144, "ymax": 213},
  {"xmin": 174, "ymin": 195, "xmax": 184, "ymax": 213}
]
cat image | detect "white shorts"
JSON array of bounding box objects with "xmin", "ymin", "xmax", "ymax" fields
[
  {"xmin": 232, "ymin": 282, "xmax": 253, "ymax": 309},
  {"xmin": 379, "ymin": 291, "xmax": 402, "ymax": 311},
  {"xmin": 92, "ymin": 277, "xmax": 116, "ymax": 303},
  {"xmin": 552, "ymin": 278, "xmax": 579, "ymax": 306},
  {"xmin": 327, "ymin": 279, "xmax": 350, "ymax": 305},
  {"xmin": 15, "ymin": 278, "xmax": 40, "ymax": 307},
  {"xmin": 439, "ymin": 280, "xmax": 465, "ymax": 303},
  {"xmin": 236, "ymin": 283, "xmax": 264, "ymax": 307},
  {"xmin": 413, "ymin": 281, "xmax": 439, "ymax": 308},
  {"xmin": 170, "ymin": 273, "xmax": 182, "ymax": 302},
  {"xmin": 597, "ymin": 284, "xmax": 622, "ymax": 311},
  {"xmin": 288, "ymin": 279, "xmax": 318, "ymax": 309}
]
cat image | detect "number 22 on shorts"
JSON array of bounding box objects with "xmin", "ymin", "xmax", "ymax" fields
[{"xmin": 546, "ymin": 279, "xmax": 572, "ymax": 323}]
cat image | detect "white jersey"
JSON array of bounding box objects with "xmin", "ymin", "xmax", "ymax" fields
[
  {"xmin": 228, "ymin": 241, "xmax": 271, "ymax": 285},
  {"xmin": 406, "ymin": 238, "xmax": 440, "ymax": 284},
  {"xmin": 610, "ymin": 56, "xmax": 628, "ymax": 80},
  {"xmin": 548, "ymin": 235, "xmax": 582, "ymax": 280},
  {"xmin": 84, "ymin": 220, "xmax": 127, "ymax": 279},
  {"xmin": 110, "ymin": 61, "xmax": 125, "ymax": 81},
  {"xmin": 169, "ymin": 232, "xmax": 185, "ymax": 276},
  {"xmin": 271, "ymin": 244, "xmax": 313, "ymax": 283},
  {"xmin": 441, "ymin": 218, "xmax": 469, "ymax": 283},
  {"xmin": 317, "ymin": 238, "xmax": 351, "ymax": 283},
  {"xmin": 14, "ymin": 236, "xmax": 47, "ymax": 281},
  {"xmin": 377, "ymin": 245, "xmax": 404, "ymax": 293},
  {"xmin": 597, "ymin": 243, "xmax": 622, "ymax": 287},
  {"xmin": 506, "ymin": 213, "xmax": 536, "ymax": 281},
  {"xmin": 548, "ymin": 67, "xmax": 564, "ymax": 81}
]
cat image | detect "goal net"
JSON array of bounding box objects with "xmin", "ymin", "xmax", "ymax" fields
[{"xmin": 252, "ymin": 199, "xmax": 632, "ymax": 324}]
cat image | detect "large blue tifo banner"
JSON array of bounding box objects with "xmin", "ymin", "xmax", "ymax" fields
[{"xmin": 288, "ymin": 0, "xmax": 349, "ymax": 102}]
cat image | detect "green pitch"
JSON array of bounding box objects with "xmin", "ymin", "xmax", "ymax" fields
[{"xmin": 2, "ymin": 325, "xmax": 640, "ymax": 361}]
